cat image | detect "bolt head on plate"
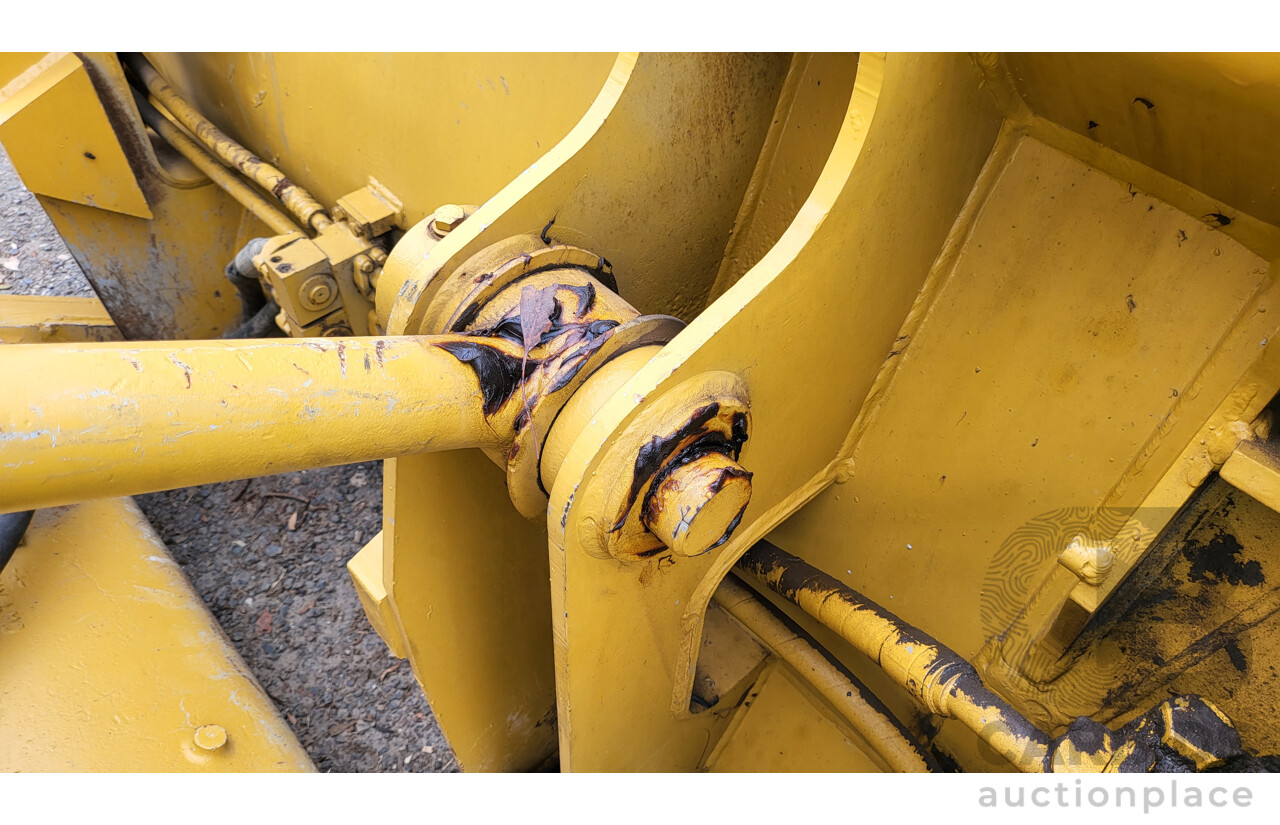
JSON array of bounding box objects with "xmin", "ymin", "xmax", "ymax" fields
[
  {"xmin": 431, "ymin": 204, "xmax": 467, "ymax": 237},
  {"xmin": 193, "ymin": 724, "xmax": 228, "ymax": 752}
]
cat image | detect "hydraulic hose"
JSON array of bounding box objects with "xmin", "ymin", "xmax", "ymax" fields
[
  {"xmin": 737, "ymin": 541, "xmax": 1053, "ymax": 772},
  {"xmin": 224, "ymin": 237, "xmax": 270, "ymax": 320},
  {"xmin": 0, "ymin": 510, "xmax": 35, "ymax": 574},
  {"xmin": 223, "ymin": 300, "xmax": 283, "ymax": 339},
  {"xmin": 713, "ymin": 574, "xmax": 936, "ymax": 772},
  {"xmin": 123, "ymin": 53, "xmax": 332, "ymax": 232},
  {"xmin": 130, "ymin": 90, "xmax": 303, "ymax": 237}
]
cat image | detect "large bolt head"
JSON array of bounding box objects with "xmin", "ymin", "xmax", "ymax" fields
[
  {"xmin": 193, "ymin": 724, "xmax": 228, "ymax": 752},
  {"xmin": 299, "ymin": 274, "xmax": 337, "ymax": 310},
  {"xmin": 431, "ymin": 204, "xmax": 467, "ymax": 237},
  {"xmin": 643, "ymin": 452, "xmax": 752, "ymax": 557}
]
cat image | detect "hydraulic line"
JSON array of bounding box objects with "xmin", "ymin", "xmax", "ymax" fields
[
  {"xmin": 712, "ymin": 574, "xmax": 935, "ymax": 773},
  {"xmin": 222, "ymin": 300, "xmax": 283, "ymax": 339},
  {"xmin": 131, "ymin": 90, "xmax": 303, "ymax": 237},
  {"xmin": 123, "ymin": 53, "xmax": 333, "ymax": 232},
  {"xmin": 0, "ymin": 510, "xmax": 35, "ymax": 574},
  {"xmin": 224, "ymin": 237, "xmax": 271, "ymax": 322},
  {"xmin": 737, "ymin": 541, "xmax": 1053, "ymax": 773}
]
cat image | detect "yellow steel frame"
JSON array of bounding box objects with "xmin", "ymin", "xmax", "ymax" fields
[{"xmin": 5, "ymin": 52, "xmax": 1280, "ymax": 773}]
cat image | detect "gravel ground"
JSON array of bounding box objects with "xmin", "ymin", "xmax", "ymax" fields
[
  {"xmin": 1, "ymin": 142, "xmax": 454, "ymax": 772},
  {"xmin": 0, "ymin": 146, "xmax": 95, "ymax": 297}
]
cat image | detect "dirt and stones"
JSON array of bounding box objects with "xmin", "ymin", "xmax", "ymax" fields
[{"xmin": 1, "ymin": 142, "xmax": 454, "ymax": 773}]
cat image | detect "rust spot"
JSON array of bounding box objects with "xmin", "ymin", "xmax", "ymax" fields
[
  {"xmin": 271, "ymin": 177, "xmax": 296, "ymax": 200},
  {"xmin": 76, "ymin": 54, "xmax": 166, "ymax": 205}
]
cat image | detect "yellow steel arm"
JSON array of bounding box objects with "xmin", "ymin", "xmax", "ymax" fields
[{"xmin": 0, "ymin": 335, "xmax": 519, "ymax": 512}]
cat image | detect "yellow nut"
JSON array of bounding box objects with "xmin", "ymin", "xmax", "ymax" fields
[{"xmin": 431, "ymin": 204, "xmax": 467, "ymax": 237}]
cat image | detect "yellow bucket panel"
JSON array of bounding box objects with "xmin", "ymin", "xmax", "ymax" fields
[{"xmin": 0, "ymin": 499, "xmax": 313, "ymax": 772}]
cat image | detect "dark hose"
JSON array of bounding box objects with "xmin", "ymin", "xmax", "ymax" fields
[
  {"xmin": 226, "ymin": 237, "xmax": 269, "ymax": 322},
  {"xmin": 0, "ymin": 510, "xmax": 35, "ymax": 573},
  {"xmin": 223, "ymin": 300, "xmax": 284, "ymax": 339}
]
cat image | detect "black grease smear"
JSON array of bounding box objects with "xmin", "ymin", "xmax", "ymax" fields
[
  {"xmin": 437, "ymin": 340, "xmax": 539, "ymax": 417},
  {"xmin": 595, "ymin": 260, "xmax": 619, "ymax": 295},
  {"xmin": 452, "ymin": 269, "xmax": 610, "ymax": 335},
  {"xmin": 544, "ymin": 323, "xmax": 617, "ymax": 395},
  {"xmin": 737, "ymin": 541, "xmax": 1051, "ymax": 757},
  {"xmin": 1133, "ymin": 97, "xmax": 1155, "ymax": 110},
  {"xmin": 1059, "ymin": 717, "xmax": 1108, "ymax": 757},
  {"xmin": 564, "ymin": 282, "xmax": 596, "ymax": 315},
  {"xmin": 707, "ymin": 501, "xmax": 749, "ymax": 551},
  {"xmin": 1224, "ymin": 640, "xmax": 1248, "ymax": 672},
  {"xmin": 449, "ymin": 284, "xmax": 625, "ymax": 435},
  {"xmin": 612, "ymin": 404, "xmax": 721, "ymax": 531},
  {"xmin": 1182, "ymin": 527, "xmax": 1265, "ymax": 587},
  {"xmin": 450, "ymin": 302, "xmax": 484, "ymax": 332},
  {"xmin": 625, "ymin": 410, "xmax": 753, "ymax": 535},
  {"xmin": 641, "ymin": 433, "xmax": 737, "ymax": 523},
  {"xmin": 730, "ymin": 412, "xmax": 748, "ymax": 460},
  {"xmin": 639, "ymin": 417, "xmax": 752, "ymax": 530}
]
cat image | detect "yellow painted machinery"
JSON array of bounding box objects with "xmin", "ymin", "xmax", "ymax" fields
[{"xmin": 3, "ymin": 51, "xmax": 1280, "ymax": 773}]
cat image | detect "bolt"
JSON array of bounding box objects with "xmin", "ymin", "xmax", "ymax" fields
[
  {"xmin": 353, "ymin": 254, "xmax": 376, "ymax": 297},
  {"xmin": 1159, "ymin": 696, "xmax": 1242, "ymax": 770},
  {"xmin": 642, "ymin": 452, "xmax": 752, "ymax": 557},
  {"xmin": 299, "ymin": 274, "xmax": 337, "ymax": 310},
  {"xmin": 1059, "ymin": 535, "xmax": 1114, "ymax": 586},
  {"xmin": 193, "ymin": 724, "xmax": 228, "ymax": 752},
  {"xmin": 431, "ymin": 204, "xmax": 466, "ymax": 237}
]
